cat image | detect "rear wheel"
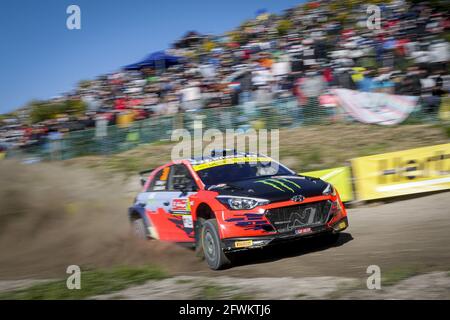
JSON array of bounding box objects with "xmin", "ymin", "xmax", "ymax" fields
[
  {"xmin": 201, "ymin": 219, "xmax": 231, "ymax": 270},
  {"xmin": 131, "ymin": 218, "xmax": 148, "ymax": 239}
]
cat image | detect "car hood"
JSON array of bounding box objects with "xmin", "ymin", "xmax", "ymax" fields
[{"xmin": 208, "ymin": 175, "xmax": 328, "ymax": 203}]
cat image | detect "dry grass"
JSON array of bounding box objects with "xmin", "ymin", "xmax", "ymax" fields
[{"xmin": 65, "ymin": 123, "xmax": 449, "ymax": 173}]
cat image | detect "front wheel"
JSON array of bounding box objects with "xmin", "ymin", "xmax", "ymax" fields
[{"xmin": 201, "ymin": 219, "xmax": 231, "ymax": 270}]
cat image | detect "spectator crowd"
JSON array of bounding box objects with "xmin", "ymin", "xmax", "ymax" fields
[{"xmin": 1, "ymin": 0, "xmax": 449, "ymax": 151}]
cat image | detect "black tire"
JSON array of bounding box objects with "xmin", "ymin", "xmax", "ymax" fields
[
  {"xmin": 131, "ymin": 218, "xmax": 148, "ymax": 239},
  {"xmin": 201, "ymin": 219, "xmax": 231, "ymax": 270},
  {"xmin": 195, "ymin": 218, "xmax": 206, "ymax": 258}
]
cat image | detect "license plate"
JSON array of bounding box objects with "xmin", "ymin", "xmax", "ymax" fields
[
  {"xmin": 295, "ymin": 227, "xmax": 312, "ymax": 235},
  {"xmin": 235, "ymin": 240, "xmax": 253, "ymax": 248}
]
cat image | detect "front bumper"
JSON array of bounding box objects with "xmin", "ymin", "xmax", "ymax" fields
[{"xmin": 222, "ymin": 216, "xmax": 348, "ymax": 252}]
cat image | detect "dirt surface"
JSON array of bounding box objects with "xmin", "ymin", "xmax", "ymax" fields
[
  {"xmin": 94, "ymin": 272, "xmax": 450, "ymax": 300},
  {"xmin": 94, "ymin": 275, "xmax": 360, "ymax": 300},
  {"xmin": 1, "ymin": 160, "xmax": 449, "ymax": 289},
  {"xmin": 0, "ymin": 161, "xmax": 200, "ymax": 279},
  {"xmin": 339, "ymin": 272, "xmax": 450, "ymax": 300},
  {"xmin": 184, "ymin": 191, "xmax": 450, "ymax": 279}
]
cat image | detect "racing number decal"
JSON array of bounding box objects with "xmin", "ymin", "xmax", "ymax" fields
[
  {"xmin": 151, "ymin": 167, "xmax": 171, "ymax": 191},
  {"xmin": 160, "ymin": 167, "xmax": 170, "ymax": 181}
]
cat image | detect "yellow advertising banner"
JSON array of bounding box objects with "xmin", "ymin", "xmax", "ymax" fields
[
  {"xmin": 352, "ymin": 143, "xmax": 450, "ymax": 200},
  {"xmin": 301, "ymin": 166, "xmax": 353, "ymax": 202}
]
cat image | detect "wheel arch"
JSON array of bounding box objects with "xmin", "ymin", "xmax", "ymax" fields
[
  {"xmin": 195, "ymin": 202, "xmax": 216, "ymax": 221},
  {"xmin": 193, "ymin": 202, "xmax": 217, "ymax": 245},
  {"xmin": 128, "ymin": 206, "xmax": 151, "ymax": 226}
]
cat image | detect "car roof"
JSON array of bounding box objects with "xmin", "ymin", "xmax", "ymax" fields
[{"xmin": 187, "ymin": 150, "xmax": 266, "ymax": 165}]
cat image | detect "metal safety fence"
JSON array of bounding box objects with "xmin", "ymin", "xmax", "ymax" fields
[{"xmin": 5, "ymin": 96, "xmax": 443, "ymax": 161}]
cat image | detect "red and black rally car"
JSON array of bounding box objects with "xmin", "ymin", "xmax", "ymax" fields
[{"xmin": 129, "ymin": 150, "xmax": 348, "ymax": 270}]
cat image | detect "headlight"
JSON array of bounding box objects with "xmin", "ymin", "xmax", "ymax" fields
[
  {"xmin": 322, "ymin": 183, "xmax": 336, "ymax": 196},
  {"xmin": 216, "ymin": 196, "xmax": 269, "ymax": 210}
]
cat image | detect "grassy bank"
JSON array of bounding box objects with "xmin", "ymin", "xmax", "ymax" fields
[
  {"xmin": 0, "ymin": 265, "xmax": 167, "ymax": 300},
  {"xmin": 65, "ymin": 123, "xmax": 449, "ymax": 174}
]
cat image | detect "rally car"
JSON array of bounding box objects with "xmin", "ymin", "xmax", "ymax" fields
[{"xmin": 128, "ymin": 150, "xmax": 348, "ymax": 270}]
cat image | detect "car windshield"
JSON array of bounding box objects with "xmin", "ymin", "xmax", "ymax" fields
[{"xmin": 195, "ymin": 160, "xmax": 294, "ymax": 186}]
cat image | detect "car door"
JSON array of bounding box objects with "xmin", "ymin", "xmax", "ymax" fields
[{"xmin": 145, "ymin": 164, "xmax": 198, "ymax": 242}]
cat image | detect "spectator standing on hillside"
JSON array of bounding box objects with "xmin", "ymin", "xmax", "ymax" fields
[
  {"xmin": 423, "ymin": 72, "xmax": 447, "ymax": 115},
  {"xmin": 299, "ymin": 65, "xmax": 327, "ymax": 125},
  {"xmin": 47, "ymin": 129, "xmax": 63, "ymax": 161},
  {"xmin": 397, "ymin": 66, "xmax": 423, "ymax": 96},
  {"xmin": 180, "ymin": 80, "xmax": 202, "ymax": 111}
]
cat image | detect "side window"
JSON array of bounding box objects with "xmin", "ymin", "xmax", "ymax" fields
[
  {"xmin": 167, "ymin": 164, "xmax": 197, "ymax": 191},
  {"xmin": 147, "ymin": 166, "xmax": 171, "ymax": 192}
]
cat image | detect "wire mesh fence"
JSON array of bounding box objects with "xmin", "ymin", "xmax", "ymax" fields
[{"xmin": 5, "ymin": 96, "xmax": 444, "ymax": 161}]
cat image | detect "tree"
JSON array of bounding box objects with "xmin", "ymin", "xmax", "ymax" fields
[
  {"xmin": 202, "ymin": 40, "xmax": 216, "ymax": 53},
  {"xmin": 77, "ymin": 80, "xmax": 92, "ymax": 89},
  {"xmin": 277, "ymin": 19, "xmax": 293, "ymax": 36},
  {"xmin": 65, "ymin": 99, "xmax": 86, "ymax": 115},
  {"xmin": 29, "ymin": 99, "xmax": 87, "ymax": 123}
]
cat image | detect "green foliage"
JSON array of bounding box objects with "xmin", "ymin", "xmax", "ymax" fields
[
  {"xmin": 382, "ymin": 267, "xmax": 419, "ymax": 286},
  {"xmin": 77, "ymin": 80, "xmax": 92, "ymax": 89},
  {"xmin": 30, "ymin": 99, "xmax": 87, "ymax": 123},
  {"xmin": 202, "ymin": 40, "xmax": 216, "ymax": 53},
  {"xmin": 0, "ymin": 265, "xmax": 168, "ymax": 300},
  {"xmin": 277, "ymin": 20, "xmax": 293, "ymax": 36},
  {"xmin": 194, "ymin": 284, "xmax": 239, "ymax": 300},
  {"xmin": 196, "ymin": 284, "xmax": 223, "ymax": 300},
  {"xmin": 444, "ymin": 124, "xmax": 450, "ymax": 139},
  {"xmin": 228, "ymin": 30, "xmax": 248, "ymax": 45},
  {"xmin": 66, "ymin": 99, "xmax": 87, "ymax": 115},
  {"xmin": 441, "ymin": 31, "xmax": 450, "ymax": 44}
]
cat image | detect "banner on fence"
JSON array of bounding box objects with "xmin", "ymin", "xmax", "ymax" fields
[
  {"xmin": 331, "ymin": 89, "xmax": 418, "ymax": 125},
  {"xmin": 352, "ymin": 143, "xmax": 450, "ymax": 200},
  {"xmin": 301, "ymin": 166, "xmax": 353, "ymax": 202}
]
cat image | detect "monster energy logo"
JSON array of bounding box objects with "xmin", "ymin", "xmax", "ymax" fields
[{"xmin": 255, "ymin": 178, "xmax": 302, "ymax": 192}]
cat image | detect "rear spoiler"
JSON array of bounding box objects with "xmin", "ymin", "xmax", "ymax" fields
[{"xmin": 139, "ymin": 169, "xmax": 154, "ymax": 187}]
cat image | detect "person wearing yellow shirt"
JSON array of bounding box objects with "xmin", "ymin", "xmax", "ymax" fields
[{"xmin": 351, "ymin": 67, "xmax": 366, "ymax": 83}]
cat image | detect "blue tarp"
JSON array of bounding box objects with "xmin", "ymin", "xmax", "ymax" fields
[{"xmin": 123, "ymin": 51, "xmax": 183, "ymax": 70}]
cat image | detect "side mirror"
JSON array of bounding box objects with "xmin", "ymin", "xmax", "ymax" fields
[
  {"xmin": 173, "ymin": 183, "xmax": 187, "ymax": 192},
  {"xmin": 140, "ymin": 177, "xmax": 147, "ymax": 187},
  {"xmin": 173, "ymin": 182, "xmax": 197, "ymax": 192}
]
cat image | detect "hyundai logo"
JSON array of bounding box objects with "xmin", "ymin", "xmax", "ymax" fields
[{"xmin": 291, "ymin": 195, "xmax": 305, "ymax": 202}]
